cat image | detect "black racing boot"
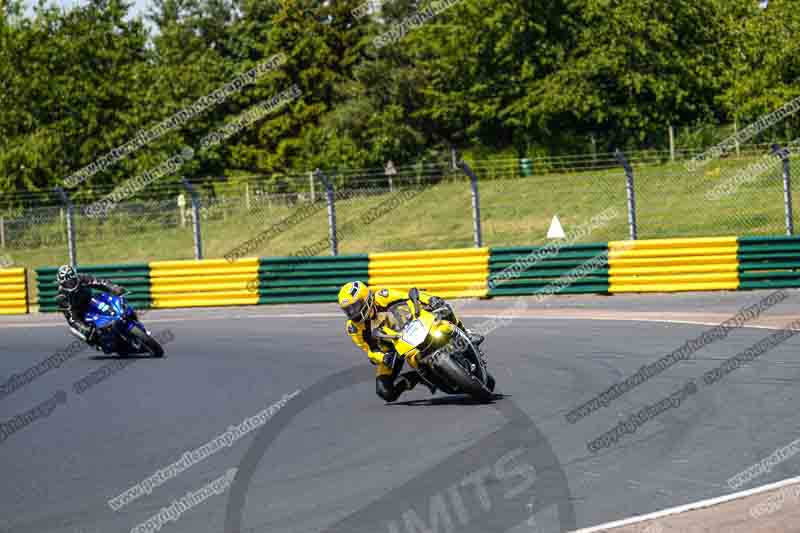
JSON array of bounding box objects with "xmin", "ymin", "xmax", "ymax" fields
[
  {"xmin": 486, "ymin": 373, "xmax": 496, "ymax": 392},
  {"xmin": 399, "ymin": 371, "xmax": 436, "ymax": 395}
]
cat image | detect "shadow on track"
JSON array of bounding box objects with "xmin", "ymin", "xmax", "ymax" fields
[
  {"xmin": 88, "ymin": 354, "xmax": 159, "ymax": 360},
  {"xmin": 390, "ymin": 393, "xmax": 509, "ymax": 406},
  {"xmin": 226, "ymin": 366, "xmax": 575, "ymax": 533}
]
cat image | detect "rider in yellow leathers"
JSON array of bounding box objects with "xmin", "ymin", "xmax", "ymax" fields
[{"xmin": 337, "ymin": 281, "xmax": 484, "ymax": 402}]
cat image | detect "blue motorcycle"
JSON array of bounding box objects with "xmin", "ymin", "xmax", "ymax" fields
[{"xmin": 85, "ymin": 292, "xmax": 164, "ymax": 357}]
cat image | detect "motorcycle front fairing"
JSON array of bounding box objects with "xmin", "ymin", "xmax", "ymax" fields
[
  {"xmin": 85, "ymin": 292, "xmax": 146, "ymax": 352},
  {"xmin": 393, "ymin": 311, "xmax": 454, "ymax": 368}
]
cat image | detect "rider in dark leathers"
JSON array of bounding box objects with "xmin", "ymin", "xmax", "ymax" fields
[{"xmin": 55, "ymin": 265, "xmax": 126, "ymax": 347}]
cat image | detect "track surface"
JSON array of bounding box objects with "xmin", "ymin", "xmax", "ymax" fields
[{"xmin": 2, "ymin": 291, "xmax": 800, "ymax": 533}]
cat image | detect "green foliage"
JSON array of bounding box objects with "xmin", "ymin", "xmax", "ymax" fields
[
  {"xmin": 1, "ymin": 0, "xmax": 153, "ymax": 203},
  {"xmin": 714, "ymin": 0, "xmax": 800, "ymax": 139},
  {"xmin": 2, "ymin": 0, "xmax": 799, "ymax": 202}
]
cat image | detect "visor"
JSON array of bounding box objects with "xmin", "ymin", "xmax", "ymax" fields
[
  {"xmin": 61, "ymin": 277, "xmax": 79, "ymax": 291},
  {"xmin": 342, "ymin": 299, "xmax": 368, "ymax": 321}
]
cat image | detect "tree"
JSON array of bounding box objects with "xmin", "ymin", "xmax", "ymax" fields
[
  {"xmin": 0, "ymin": 0, "xmax": 153, "ymax": 203},
  {"xmin": 715, "ymin": 0, "xmax": 800, "ymax": 141},
  {"xmin": 523, "ymin": 0, "xmax": 730, "ymax": 151}
]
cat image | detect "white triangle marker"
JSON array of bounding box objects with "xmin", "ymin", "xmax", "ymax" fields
[{"xmin": 547, "ymin": 215, "xmax": 566, "ymax": 239}]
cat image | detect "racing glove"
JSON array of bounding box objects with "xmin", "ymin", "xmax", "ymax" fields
[
  {"xmin": 369, "ymin": 351, "xmax": 396, "ymax": 368},
  {"xmin": 367, "ymin": 350, "xmax": 384, "ymax": 365},
  {"xmin": 86, "ymin": 325, "xmax": 100, "ymax": 345},
  {"xmin": 428, "ymin": 296, "xmax": 446, "ymax": 309}
]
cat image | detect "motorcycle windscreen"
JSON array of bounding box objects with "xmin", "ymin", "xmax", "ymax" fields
[
  {"xmin": 85, "ymin": 295, "xmax": 120, "ymax": 328},
  {"xmin": 383, "ymin": 301, "xmax": 414, "ymax": 331}
]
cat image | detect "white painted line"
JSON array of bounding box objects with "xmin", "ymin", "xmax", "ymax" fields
[
  {"xmin": 231, "ymin": 313, "xmax": 342, "ymax": 319},
  {"xmin": 0, "ymin": 313, "xmax": 344, "ymax": 328},
  {"xmin": 2, "ymin": 313, "xmax": 800, "ymax": 332},
  {"xmin": 0, "ymin": 322, "xmax": 66, "ymax": 329},
  {"xmin": 570, "ymin": 474, "xmax": 800, "ymax": 532},
  {"xmin": 467, "ymin": 314, "xmax": 800, "ymax": 333}
]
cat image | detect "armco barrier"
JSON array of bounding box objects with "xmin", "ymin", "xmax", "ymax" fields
[
  {"xmin": 27, "ymin": 235, "xmax": 800, "ymax": 313},
  {"xmin": 608, "ymin": 236, "xmax": 739, "ymax": 293},
  {"xmin": 150, "ymin": 258, "xmax": 258, "ymax": 308},
  {"xmin": 488, "ymin": 243, "xmax": 610, "ymax": 296},
  {"xmin": 368, "ymin": 248, "xmax": 489, "ymax": 299},
  {"xmin": 36, "ymin": 264, "xmax": 151, "ymax": 312},
  {"xmin": 0, "ymin": 268, "xmax": 28, "ymax": 314},
  {"xmin": 738, "ymin": 235, "xmax": 800, "ymax": 289},
  {"xmin": 256, "ymin": 255, "xmax": 369, "ymax": 304}
]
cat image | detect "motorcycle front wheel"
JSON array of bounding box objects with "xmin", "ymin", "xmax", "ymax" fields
[
  {"xmin": 432, "ymin": 353, "xmax": 492, "ymax": 402},
  {"xmin": 128, "ymin": 326, "xmax": 164, "ymax": 358}
]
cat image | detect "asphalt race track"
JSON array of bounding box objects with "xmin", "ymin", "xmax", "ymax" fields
[{"xmin": 3, "ymin": 290, "xmax": 800, "ymax": 533}]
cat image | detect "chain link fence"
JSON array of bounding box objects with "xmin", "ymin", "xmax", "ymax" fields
[
  {"xmin": 2, "ymin": 147, "xmax": 798, "ymax": 269},
  {"xmin": 633, "ymin": 165, "xmax": 786, "ymax": 238}
]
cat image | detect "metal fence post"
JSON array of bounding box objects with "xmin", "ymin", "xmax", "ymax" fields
[
  {"xmin": 315, "ymin": 169, "xmax": 338, "ymax": 255},
  {"xmin": 54, "ymin": 187, "xmax": 77, "ymax": 266},
  {"xmin": 385, "ymin": 160, "xmax": 396, "ymax": 193},
  {"xmin": 181, "ymin": 178, "xmax": 203, "ymax": 260},
  {"xmin": 614, "ymin": 149, "xmax": 638, "ymax": 240},
  {"xmin": 669, "ymin": 124, "xmax": 676, "ymax": 162},
  {"xmin": 772, "ymin": 144, "xmax": 794, "ymax": 236},
  {"xmin": 456, "ymin": 158, "xmax": 483, "ymax": 248},
  {"xmin": 0, "ymin": 216, "xmax": 5, "ymax": 249}
]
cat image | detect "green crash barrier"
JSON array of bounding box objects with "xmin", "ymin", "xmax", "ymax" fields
[
  {"xmin": 488, "ymin": 243, "xmax": 610, "ymax": 296},
  {"xmin": 256, "ymin": 254, "xmax": 369, "ymax": 305},
  {"xmin": 738, "ymin": 235, "xmax": 800, "ymax": 290},
  {"xmin": 36, "ymin": 264, "xmax": 152, "ymax": 312}
]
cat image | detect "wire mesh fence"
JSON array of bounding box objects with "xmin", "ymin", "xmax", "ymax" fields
[
  {"xmin": 479, "ymin": 172, "xmax": 628, "ymax": 246},
  {"xmin": 3, "ymin": 206, "xmax": 66, "ymax": 250},
  {"xmin": 634, "ymin": 165, "xmax": 786, "ymax": 238},
  {"xmin": 2, "ymin": 147, "xmax": 799, "ymax": 270}
]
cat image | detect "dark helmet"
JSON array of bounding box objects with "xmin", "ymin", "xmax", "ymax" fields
[{"xmin": 57, "ymin": 265, "xmax": 79, "ymax": 292}]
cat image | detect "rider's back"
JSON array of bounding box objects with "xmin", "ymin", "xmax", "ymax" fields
[{"xmin": 56, "ymin": 274, "xmax": 121, "ymax": 320}]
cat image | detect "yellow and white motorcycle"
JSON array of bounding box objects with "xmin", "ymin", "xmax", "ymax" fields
[{"xmin": 372, "ymin": 289, "xmax": 496, "ymax": 402}]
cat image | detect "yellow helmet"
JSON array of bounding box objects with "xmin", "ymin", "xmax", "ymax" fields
[{"xmin": 338, "ymin": 280, "xmax": 374, "ymax": 322}]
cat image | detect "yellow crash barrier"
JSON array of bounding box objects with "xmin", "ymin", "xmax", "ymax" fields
[
  {"xmin": 150, "ymin": 258, "xmax": 259, "ymax": 308},
  {"xmin": 369, "ymin": 247, "xmax": 489, "ymax": 299},
  {"xmin": 609, "ymin": 237, "xmax": 739, "ymax": 293},
  {"xmin": 0, "ymin": 268, "xmax": 28, "ymax": 314}
]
